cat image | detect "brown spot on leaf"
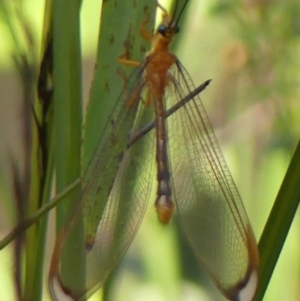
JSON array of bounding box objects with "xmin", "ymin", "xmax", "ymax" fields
[
  {"xmin": 109, "ymin": 34, "xmax": 114, "ymax": 45},
  {"xmin": 103, "ymin": 78, "xmax": 110, "ymax": 92}
]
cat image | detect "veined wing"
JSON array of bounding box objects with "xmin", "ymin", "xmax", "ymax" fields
[
  {"xmin": 166, "ymin": 61, "xmax": 259, "ymax": 301},
  {"xmin": 50, "ymin": 58, "xmax": 157, "ymax": 300}
]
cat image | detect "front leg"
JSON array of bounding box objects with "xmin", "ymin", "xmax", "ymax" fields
[{"xmin": 118, "ymin": 52, "xmax": 141, "ymax": 67}]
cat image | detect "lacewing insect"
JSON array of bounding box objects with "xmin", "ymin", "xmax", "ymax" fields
[{"xmin": 49, "ymin": 1, "xmax": 259, "ymax": 301}]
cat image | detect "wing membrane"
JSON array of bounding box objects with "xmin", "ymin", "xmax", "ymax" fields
[
  {"xmin": 166, "ymin": 61, "xmax": 259, "ymax": 300},
  {"xmin": 50, "ymin": 61, "xmax": 157, "ymax": 300},
  {"xmin": 50, "ymin": 53, "xmax": 259, "ymax": 301}
]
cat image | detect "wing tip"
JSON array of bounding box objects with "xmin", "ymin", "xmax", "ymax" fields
[
  {"xmin": 49, "ymin": 272, "xmax": 75, "ymax": 301},
  {"xmin": 236, "ymin": 268, "xmax": 259, "ymax": 301},
  {"xmin": 222, "ymin": 223, "xmax": 260, "ymax": 301},
  {"xmin": 231, "ymin": 223, "xmax": 260, "ymax": 301},
  {"xmin": 222, "ymin": 266, "xmax": 259, "ymax": 301}
]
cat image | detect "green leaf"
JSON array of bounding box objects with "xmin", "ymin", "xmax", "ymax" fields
[
  {"xmin": 52, "ymin": 0, "xmax": 85, "ymax": 294},
  {"xmin": 254, "ymin": 140, "xmax": 300, "ymax": 301}
]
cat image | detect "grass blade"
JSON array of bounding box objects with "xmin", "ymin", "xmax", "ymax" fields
[{"xmin": 254, "ymin": 140, "xmax": 300, "ymax": 301}]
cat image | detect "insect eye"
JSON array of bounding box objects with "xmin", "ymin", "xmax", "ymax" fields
[
  {"xmin": 157, "ymin": 24, "xmax": 167, "ymax": 36},
  {"xmin": 157, "ymin": 23, "xmax": 180, "ymax": 37},
  {"xmin": 174, "ymin": 24, "xmax": 180, "ymax": 33}
]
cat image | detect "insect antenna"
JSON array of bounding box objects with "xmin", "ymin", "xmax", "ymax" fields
[
  {"xmin": 169, "ymin": 0, "xmax": 180, "ymax": 27},
  {"xmin": 173, "ymin": 0, "xmax": 189, "ymax": 26}
]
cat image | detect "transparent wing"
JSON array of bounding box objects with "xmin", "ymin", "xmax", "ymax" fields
[
  {"xmin": 50, "ymin": 59, "xmax": 157, "ymax": 300},
  {"xmin": 166, "ymin": 61, "xmax": 259, "ymax": 301}
]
